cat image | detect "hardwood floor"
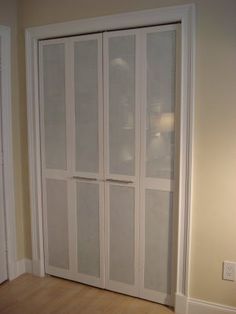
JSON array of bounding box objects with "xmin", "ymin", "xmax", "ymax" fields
[{"xmin": 0, "ymin": 274, "xmax": 174, "ymax": 314}]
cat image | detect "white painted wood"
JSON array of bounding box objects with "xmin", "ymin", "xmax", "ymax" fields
[
  {"xmin": 184, "ymin": 6, "xmax": 196, "ymax": 297},
  {"xmin": 26, "ymin": 30, "xmax": 45, "ymax": 277},
  {"xmin": 26, "ymin": 5, "xmax": 194, "ymax": 39},
  {"xmin": 0, "ymin": 88, "xmax": 7, "ymax": 283},
  {"xmin": 0, "ymin": 40, "xmax": 7, "ymax": 282},
  {"xmin": 139, "ymin": 24, "xmax": 178, "ymax": 306},
  {"xmin": 175, "ymin": 293, "xmax": 188, "ymax": 314},
  {"xmin": 25, "ymin": 4, "xmax": 195, "ymax": 307},
  {"xmin": 188, "ymin": 298, "xmax": 236, "ymax": 314},
  {"xmin": 175, "ymin": 295, "xmax": 236, "ymax": 314},
  {"xmin": 0, "ymin": 26, "xmax": 17, "ymax": 281},
  {"xmin": 175, "ymin": 294, "xmax": 236, "ymax": 314}
]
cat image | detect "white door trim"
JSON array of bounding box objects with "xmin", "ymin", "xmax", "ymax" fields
[
  {"xmin": 0, "ymin": 25, "xmax": 17, "ymax": 280},
  {"xmin": 25, "ymin": 3, "xmax": 195, "ymax": 304}
]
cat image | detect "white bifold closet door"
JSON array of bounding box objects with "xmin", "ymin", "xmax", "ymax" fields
[
  {"xmin": 103, "ymin": 29, "xmax": 141, "ymax": 297},
  {"xmin": 39, "ymin": 24, "xmax": 178, "ymax": 306},
  {"xmin": 139, "ymin": 25, "xmax": 177, "ymax": 305},
  {"xmin": 39, "ymin": 34, "xmax": 105, "ymax": 288},
  {"xmin": 103, "ymin": 25, "xmax": 177, "ymax": 304}
]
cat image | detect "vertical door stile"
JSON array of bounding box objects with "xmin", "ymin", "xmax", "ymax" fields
[
  {"xmin": 98, "ymin": 33, "xmax": 105, "ymax": 288},
  {"xmin": 0, "ymin": 38, "xmax": 8, "ymax": 283},
  {"xmin": 102, "ymin": 31, "xmax": 110, "ymax": 292},
  {"xmin": 139, "ymin": 27, "xmax": 147, "ymax": 301},
  {"xmin": 103, "ymin": 32, "xmax": 109, "ymax": 183},
  {"xmin": 66, "ymin": 38, "xmax": 77, "ymax": 276},
  {"xmin": 171, "ymin": 24, "xmax": 181, "ymax": 304},
  {"xmin": 135, "ymin": 30, "xmax": 142, "ymax": 298},
  {"xmin": 38, "ymin": 41, "xmax": 48, "ymax": 271}
]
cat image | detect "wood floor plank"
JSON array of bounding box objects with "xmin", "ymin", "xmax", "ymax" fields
[{"xmin": 0, "ymin": 274, "xmax": 174, "ymax": 314}]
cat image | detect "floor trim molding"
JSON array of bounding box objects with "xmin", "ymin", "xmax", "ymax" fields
[
  {"xmin": 0, "ymin": 25, "xmax": 17, "ymax": 281},
  {"xmin": 175, "ymin": 293, "xmax": 188, "ymax": 314},
  {"xmin": 175, "ymin": 294, "xmax": 236, "ymax": 314},
  {"xmin": 188, "ymin": 298, "xmax": 236, "ymax": 314}
]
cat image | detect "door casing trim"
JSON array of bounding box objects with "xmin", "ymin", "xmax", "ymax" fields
[{"xmin": 0, "ymin": 25, "xmax": 17, "ymax": 280}]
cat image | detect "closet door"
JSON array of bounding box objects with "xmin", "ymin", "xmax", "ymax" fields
[
  {"xmin": 71, "ymin": 34, "xmax": 104, "ymax": 287},
  {"xmin": 103, "ymin": 30, "xmax": 140, "ymax": 297},
  {"xmin": 140, "ymin": 25, "xmax": 178, "ymax": 305},
  {"xmin": 39, "ymin": 38, "xmax": 72, "ymax": 279},
  {"xmin": 39, "ymin": 34, "xmax": 104, "ymax": 288}
]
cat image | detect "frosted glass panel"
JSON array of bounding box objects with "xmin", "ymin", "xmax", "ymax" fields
[
  {"xmin": 146, "ymin": 31, "xmax": 176, "ymax": 179},
  {"xmin": 77, "ymin": 182, "xmax": 100, "ymax": 277},
  {"xmin": 42, "ymin": 44, "xmax": 67, "ymax": 170},
  {"xmin": 108, "ymin": 35, "xmax": 135, "ymax": 176},
  {"xmin": 109, "ymin": 185, "xmax": 135, "ymax": 284},
  {"xmin": 144, "ymin": 189, "xmax": 173, "ymax": 294},
  {"xmin": 46, "ymin": 179, "xmax": 69, "ymax": 269},
  {"xmin": 75, "ymin": 40, "xmax": 99, "ymax": 173}
]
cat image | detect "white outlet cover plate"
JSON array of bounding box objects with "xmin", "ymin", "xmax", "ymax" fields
[{"xmin": 223, "ymin": 261, "xmax": 235, "ymax": 281}]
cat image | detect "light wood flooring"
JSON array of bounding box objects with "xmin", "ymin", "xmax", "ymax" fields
[{"xmin": 0, "ymin": 274, "xmax": 174, "ymax": 314}]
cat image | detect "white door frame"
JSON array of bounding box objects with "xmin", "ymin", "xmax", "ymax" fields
[
  {"xmin": 0, "ymin": 26, "xmax": 17, "ymax": 280},
  {"xmin": 25, "ymin": 4, "xmax": 195, "ymax": 308}
]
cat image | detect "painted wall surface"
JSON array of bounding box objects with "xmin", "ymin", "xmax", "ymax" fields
[
  {"xmin": 3, "ymin": 0, "xmax": 236, "ymax": 308},
  {"xmin": 0, "ymin": 0, "xmax": 31, "ymax": 260}
]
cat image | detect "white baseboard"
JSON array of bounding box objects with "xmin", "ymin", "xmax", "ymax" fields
[
  {"xmin": 31, "ymin": 259, "xmax": 45, "ymax": 277},
  {"xmin": 175, "ymin": 293, "xmax": 188, "ymax": 314},
  {"xmin": 175, "ymin": 294, "xmax": 236, "ymax": 314},
  {"xmin": 16, "ymin": 259, "xmax": 32, "ymax": 277},
  {"xmin": 188, "ymin": 298, "xmax": 236, "ymax": 314}
]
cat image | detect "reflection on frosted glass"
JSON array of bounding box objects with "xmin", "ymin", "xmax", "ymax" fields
[
  {"xmin": 43, "ymin": 44, "xmax": 67, "ymax": 170},
  {"xmin": 109, "ymin": 35, "xmax": 135, "ymax": 176},
  {"xmin": 145, "ymin": 189, "xmax": 173, "ymax": 294},
  {"xmin": 77, "ymin": 182, "xmax": 100, "ymax": 277},
  {"xmin": 75, "ymin": 40, "xmax": 99, "ymax": 173},
  {"xmin": 110, "ymin": 185, "xmax": 135, "ymax": 284},
  {"xmin": 146, "ymin": 31, "xmax": 176, "ymax": 179}
]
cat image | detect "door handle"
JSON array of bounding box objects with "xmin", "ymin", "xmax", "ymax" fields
[
  {"xmin": 72, "ymin": 176, "xmax": 98, "ymax": 182},
  {"xmin": 106, "ymin": 178, "xmax": 133, "ymax": 184}
]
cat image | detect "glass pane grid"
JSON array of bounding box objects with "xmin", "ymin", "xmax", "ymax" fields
[
  {"xmin": 77, "ymin": 182, "xmax": 100, "ymax": 277},
  {"xmin": 75, "ymin": 40, "xmax": 99, "ymax": 173},
  {"xmin": 146, "ymin": 31, "xmax": 176, "ymax": 180},
  {"xmin": 109, "ymin": 185, "xmax": 135, "ymax": 285},
  {"xmin": 108, "ymin": 35, "xmax": 136, "ymax": 176},
  {"xmin": 43, "ymin": 44, "xmax": 67, "ymax": 170},
  {"xmin": 46, "ymin": 179, "xmax": 69, "ymax": 269},
  {"xmin": 144, "ymin": 189, "xmax": 173, "ymax": 294}
]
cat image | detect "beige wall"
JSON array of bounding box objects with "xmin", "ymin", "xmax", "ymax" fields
[
  {"xmin": 3, "ymin": 0, "xmax": 236, "ymax": 308},
  {"xmin": 0, "ymin": 0, "xmax": 31, "ymax": 260}
]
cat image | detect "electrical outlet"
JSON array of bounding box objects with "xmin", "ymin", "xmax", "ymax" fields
[{"xmin": 223, "ymin": 261, "xmax": 235, "ymax": 281}]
